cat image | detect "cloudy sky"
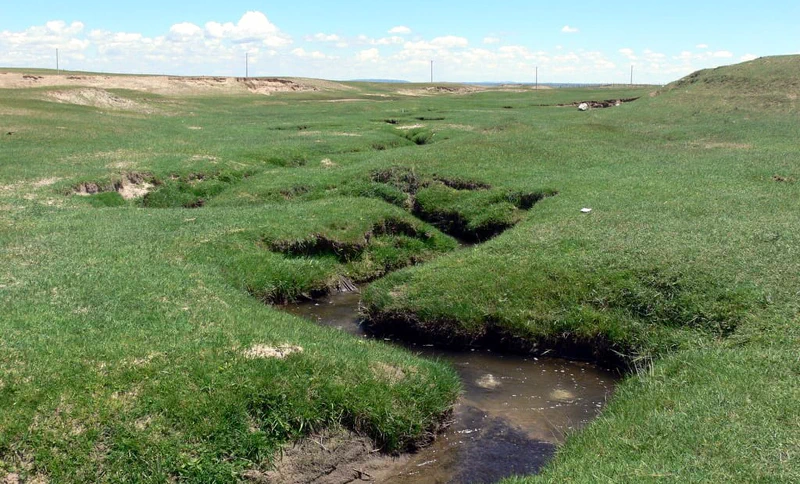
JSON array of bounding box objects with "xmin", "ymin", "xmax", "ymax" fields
[{"xmin": 2, "ymin": 1, "xmax": 798, "ymax": 84}]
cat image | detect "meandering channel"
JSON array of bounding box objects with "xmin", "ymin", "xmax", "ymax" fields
[{"xmin": 283, "ymin": 290, "xmax": 617, "ymax": 483}]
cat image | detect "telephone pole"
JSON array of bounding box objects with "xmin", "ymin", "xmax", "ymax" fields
[
  {"xmin": 430, "ymin": 60, "xmax": 433, "ymax": 83},
  {"xmin": 630, "ymin": 65, "xmax": 633, "ymax": 85},
  {"xmin": 535, "ymin": 66, "xmax": 538, "ymax": 90}
]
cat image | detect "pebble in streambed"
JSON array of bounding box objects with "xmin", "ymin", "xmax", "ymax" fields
[{"xmin": 284, "ymin": 291, "xmax": 617, "ymax": 483}]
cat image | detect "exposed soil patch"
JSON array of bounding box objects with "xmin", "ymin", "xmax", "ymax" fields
[
  {"xmin": 426, "ymin": 86, "xmax": 480, "ymax": 95},
  {"xmin": 692, "ymin": 141, "xmax": 753, "ymax": 150},
  {"xmin": 243, "ymin": 344, "xmax": 303, "ymax": 360},
  {"xmin": 772, "ymin": 174, "xmax": 796, "ymax": 183},
  {"xmin": 238, "ymin": 78, "xmax": 318, "ymax": 95},
  {"xmin": 48, "ymin": 88, "xmax": 152, "ymax": 113},
  {"xmin": 371, "ymin": 167, "xmax": 425, "ymax": 195},
  {"xmin": 434, "ymin": 177, "xmax": 491, "ymax": 191},
  {"xmin": 394, "ymin": 124, "xmax": 424, "ymax": 130},
  {"xmin": 251, "ymin": 429, "xmax": 410, "ymax": 484},
  {"xmin": 279, "ymin": 185, "xmax": 311, "ymax": 200},
  {"xmin": 554, "ymin": 97, "xmax": 639, "ymax": 108},
  {"xmin": 0, "ymin": 72, "xmax": 350, "ymax": 96},
  {"xmin": 74, "ymin": 172, "xmax": 155, "ymax": 200}
]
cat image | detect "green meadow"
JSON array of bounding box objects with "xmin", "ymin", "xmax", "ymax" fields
[{"xmin": 1, "ymin": 55, "xmax": 798, "ymax": 482}]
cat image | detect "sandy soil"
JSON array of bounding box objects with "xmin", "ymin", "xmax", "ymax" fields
[{"xmin": 248, "ymin": 429, "xmax": 411, "ymax": 484}]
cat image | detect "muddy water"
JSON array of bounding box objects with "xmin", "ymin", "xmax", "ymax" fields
[{"xmin": 285, "ymin": 291, "xmax": 617, "ymax": 483}]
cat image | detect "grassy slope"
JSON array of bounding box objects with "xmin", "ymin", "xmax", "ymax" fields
[
  {"xmin": 0, "ymin": 83, "xmax": 470, "ymax": 482},
  {"xmin": 362, "ymin": 56, "xmax": 800, "ymax": 482}
]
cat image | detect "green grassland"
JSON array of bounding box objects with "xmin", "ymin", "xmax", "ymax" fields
[{"xmin": 1, "ymin": 55, "xmax": 799, "ymax": 482}]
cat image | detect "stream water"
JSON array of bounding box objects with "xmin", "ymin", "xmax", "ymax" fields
[{"xmin": 285, "ymin": 291, "xmax": 617, "ymax": 483}]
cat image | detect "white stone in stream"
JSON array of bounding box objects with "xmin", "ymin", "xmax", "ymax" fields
[{"xmin": 476, "ymin": 374, "xmax": 501, "ymax": 389}]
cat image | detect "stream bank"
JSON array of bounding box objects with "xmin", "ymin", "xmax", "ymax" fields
[{"xmin": 270, "ymin": 291, "xmax": 617, "ymax": 483}]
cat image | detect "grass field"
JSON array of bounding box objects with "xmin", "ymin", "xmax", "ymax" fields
[{"xmin": 1, "ymin": 55, "xmax": 799, "ymax": 482}]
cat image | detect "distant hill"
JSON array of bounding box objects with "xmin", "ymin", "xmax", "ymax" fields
[
  {"xmin": 658, "ymin": 55, "xmax": 799, "ymax": 110},
  {"xmin": 349, "ymin": 79, "xmax": 410, "ymax": 83}
]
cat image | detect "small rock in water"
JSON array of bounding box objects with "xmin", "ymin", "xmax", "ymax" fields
[
  {"xmin": 476, "ymin": 374, "xmax": 501, "ymax": 389},
  {"xmin": 550, "ymin": 389, "xmax": 575, "ymax": 401}
]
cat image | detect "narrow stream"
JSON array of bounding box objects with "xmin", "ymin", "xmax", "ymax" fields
[{"xmin": 285, "ymin": 291, "xmax": 617, "ymax": 483}]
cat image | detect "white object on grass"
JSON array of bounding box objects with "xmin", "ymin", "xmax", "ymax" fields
[{"xmin": 581, "ymin": 208, "xmax": 592, "ymax": 213}]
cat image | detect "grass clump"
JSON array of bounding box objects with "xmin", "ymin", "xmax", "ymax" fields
[
  {"xmin": 141, "ymin": 170, "xmax": 250, "ymax": 208},
  {"xmin": 398, "ymin": 127, "xmax": 435, "ymax": 145},
  {"xmin": 192, "ymin": 198, "xmax": 457, "ymax": 303},
  {"xmin": 86, "ymin": 191, "xmax": 126, "ymax": 207}
]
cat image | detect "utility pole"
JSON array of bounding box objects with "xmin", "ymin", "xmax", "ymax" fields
[
  {"xmin": 535, "ymin": 66, "xmax": 538, "ymax": 90},
  {"xmin": 430, "ymin": 60, "xmax": 433, "ymax": 83},
  {"xmin": 630, "ymin": 65, "xmax": 633, "ymax": 86},
  {"xmin": 56, "ymin": 48, "xmax": 59, "ymax": 74},
  {"xmin": 246, "ymin": 52, "xmax": 249, "ymax": 78}
]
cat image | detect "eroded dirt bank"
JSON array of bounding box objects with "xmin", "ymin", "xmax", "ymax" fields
[{"xmin": 0, "ymin": 72, "xmax": 348, "ymax": 95}]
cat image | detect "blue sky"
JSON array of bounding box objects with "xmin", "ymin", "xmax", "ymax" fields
[{"xmin": 2, "ymin": 1, "xmax": 798, "ymax": 83}]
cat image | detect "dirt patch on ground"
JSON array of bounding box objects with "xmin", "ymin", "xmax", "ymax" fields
[
  {"xmin": 0, "ymin": 72, "xmax": 350, "ymax": 97},
  {"xmin": 242, "ymin": 344, "xmax": 303, "ymax": 360},
  {"xmin": 441, "ymin": 123, "xmax": 475, "ymax": 131},
  {"xmin": 238, "ymin": 78, "xmax": 318, "ymax": 95},
  {"xmin": 47, "ymin": 88, "xmax": 152, "ymax": 113},
  {"xmin": 74, "ymin": 172, "xmax": 155, "ymax": 200},
  {"xmin": 556, "ymin": 97, "xmax": 640, "ymax": 109},
  {"xmin": 426, "ymin": 85, "xmax": 481, "ymax": 94},
  {"xmin": 248, "ymin": 429, "xmax": 410, "ymax": 483},
  {"xmin": 371, "ymin": 362, "xmax": 406, "ymax": 383},
  {"xmin": 397, "ymin": 85, "xmax": 482, "ymax": 97},
  {"xmin": 0, "ymin": 177, "xmax": 62, "ymax": 194},
  {"xmin": 694, "ymin": 141, "xmax": 753, "ymax": 150}
]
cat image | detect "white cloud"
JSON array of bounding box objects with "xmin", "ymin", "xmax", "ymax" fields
[
  {"xmin": 388, "ymin": 26, "xmax": 411, "ymax": 35},
  {"xmin": 168, "ymin": 22, "xmax": 204, "ymax": 41},
  {"xmin": 291, "ymin": 48, "xmax": 330, "ymax": 60},
  {"xmin": 357, "ymin": 34, "xmax": 405, "ymax": 46},
  {"xmin": 561, "ymin": 25, "xmax": 579, "ymax": 33},
  {"xmin": 306, "ymin": 33, "xmax": 341, "ymax": 43},
  {"xmin": 432, "ymin": 36, "xmax": 469, "ymax": 48},
  {"xmin": 205, "ymin": 11, "xmax": 290, "ymax": 47},
  {"xmin": 0, "ymin": 14, "xmax": 756, "ymax": 83},
  {"xmin": 356, "ymin": 48, "xmax": 381, "ymax": 62},
  {"xmin": 740, "ymin": 53, "xmax": 758, "ymax": 62},
  {"xmin": 619, "ymin": 48, "xmax": 637, "ymax": 60},
  {"xmin": 696, "ymin": 44, "xmax": 709, "ymax": 49}
]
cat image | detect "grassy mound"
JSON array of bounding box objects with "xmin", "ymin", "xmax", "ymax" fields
[{"xmin": 658, "ymin": 54, "xmax": 800, "ymax": 111}]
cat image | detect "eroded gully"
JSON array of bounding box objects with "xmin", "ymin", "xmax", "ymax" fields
[{"xmin": 283, "ymin": 290, "xmax": 617, "ymax": 483}]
